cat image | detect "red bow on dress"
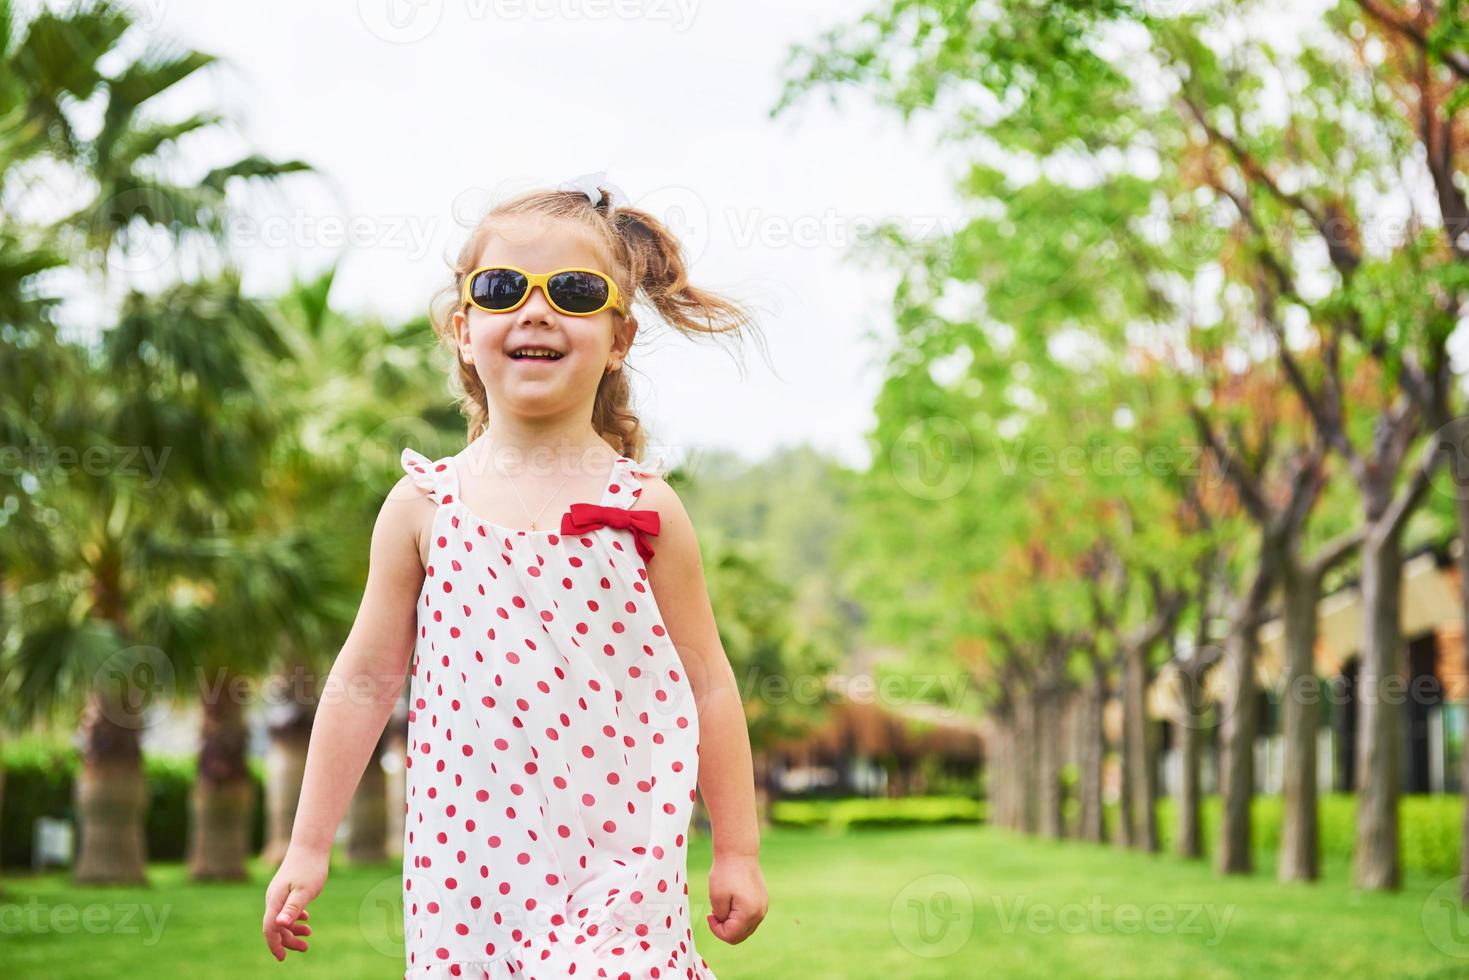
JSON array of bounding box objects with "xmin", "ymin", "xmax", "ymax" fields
[{"xmin": 560, "ymin": 503, "xmax": 661, "ymax": 562}]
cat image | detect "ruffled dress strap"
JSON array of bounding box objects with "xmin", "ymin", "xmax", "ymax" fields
[
  {"xmin": 399, "ymin": 446, "xmax": 460, "ymax": 506},
  {"xmin": 606, "ymin": 452, "xmax": 670, "ymax": 508}
]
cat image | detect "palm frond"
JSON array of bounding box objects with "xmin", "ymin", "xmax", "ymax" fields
[{"xmin": 200, "ymin": 154, "xmax": 314, "ymax": 194}]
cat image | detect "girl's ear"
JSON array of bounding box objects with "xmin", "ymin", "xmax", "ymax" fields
[
  {"xmin": 614, "ymin": 314, "xmax": 637, "ymax": 360},
  {"xmin": 453, "ymin": 308, "xmax": 474, "ymax": 365}
]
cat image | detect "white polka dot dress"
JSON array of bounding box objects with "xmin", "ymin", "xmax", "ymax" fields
[{"xmin": 398, "ymin": 441, "xmax": 715, "ymax": 980}]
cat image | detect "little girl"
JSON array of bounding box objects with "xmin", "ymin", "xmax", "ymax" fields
[{"xmin": 262, "ymin": 174, "xmax": 768, "ymax": 978}]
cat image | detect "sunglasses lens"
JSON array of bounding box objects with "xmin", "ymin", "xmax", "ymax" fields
[
  {"xmin": 469, "ymin": 268, "xmax": 528, "ymax": 310},
  {"xmin": 548, "ymin": 271, "xmax": 611, "ymax": 314}
]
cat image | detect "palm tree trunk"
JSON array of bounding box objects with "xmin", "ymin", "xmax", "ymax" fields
[
  {"xmin": 386, "ymin": 696, "xmax": 408, "ymax": 858},
  {"xmin": 347, "ymin": 730, "xmax": 389, "ymax": 863},
  {"xmin": 74, "ymin": 688, "xmax": 148, "ymax": 884},
  {"xmin": 1354, "ymin": 527, "xmax": 1404, "ymax": 891},
  {"xmin": 261, "ymin": 660, "xmax": 318, "ymax": 866},
  {"xmin": 189, "ymin": 670, "xmax": 254, "ymax": 880},
  {"xmin": 1279, "ymin": 558, "xmax": 1321, "ymax": 882}
]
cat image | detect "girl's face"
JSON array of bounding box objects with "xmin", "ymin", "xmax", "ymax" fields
[{"xmin": 453, "ymin": 216, "xmax": 632, "ymax": 418}]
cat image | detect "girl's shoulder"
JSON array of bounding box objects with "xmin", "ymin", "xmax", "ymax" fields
[
  {"xmin": 622, "ymin": 452, "xmax": 694, "ymax": 556},
  {"xmin": 395, "ymin": 445, "xmax": 456, "ymax": 567},
  {"xmin": 621, "ymin": 449, "xmax": 677, "ymax": 507}
]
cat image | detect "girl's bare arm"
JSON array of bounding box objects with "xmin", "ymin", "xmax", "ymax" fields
[
  {"xmin": 262, "ymin": 477, "xmax": 429, "ymax": 960},
  {"xmin": 638, "ymin": 479, "xmax": 768, "ymax": 944},
  {"xmin": 287, "ymin": 476, "xmax": 428, "ymax": 853}
]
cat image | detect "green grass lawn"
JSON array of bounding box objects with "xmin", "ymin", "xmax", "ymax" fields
[{"xmin": 3, "ymin": 824, "xmax": 1469, "ymax": 978}]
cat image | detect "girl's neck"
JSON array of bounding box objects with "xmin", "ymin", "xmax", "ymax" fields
[{"xmin": 471, "ymin": 416, "xmax": 615, "ymax": 474}]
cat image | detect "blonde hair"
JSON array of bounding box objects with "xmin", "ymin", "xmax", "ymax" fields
[{"xmin": 428, "ymin": 182, "xmax": 766, "ymax": 461}]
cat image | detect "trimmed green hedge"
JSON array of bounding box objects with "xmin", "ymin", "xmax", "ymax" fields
[
  {"xmin": 772, "ymin": 792, "xmax": 1461, "ymax": 873},
  {"xmin": 771, "ymin": 795, "xmax": 984, "ymax": 830},
  {"xmin": 1081, "ymin": 793, "xmax": 1462, "ymax": 876},
  {"xmin": 1, "ymin": 737, "xmax": 267, "ymax": 869}
]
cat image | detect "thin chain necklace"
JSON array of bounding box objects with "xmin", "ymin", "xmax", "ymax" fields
[{"xmin": 485, "ymin": 441, "xmax": 576, "ymax": 530}]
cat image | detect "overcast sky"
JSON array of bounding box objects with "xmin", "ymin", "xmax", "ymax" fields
[{"xmin": 126, "ymin": 0, "xmax": 967, "ymax": 470}]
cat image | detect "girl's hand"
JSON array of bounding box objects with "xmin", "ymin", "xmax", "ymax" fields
[
  {"xmin": 262, "ymin": 845, "xmax": 329, "ymax": 961},
  {"xmin": 706, "ymin": 853, "xmax": 768, "ymax": 944}
]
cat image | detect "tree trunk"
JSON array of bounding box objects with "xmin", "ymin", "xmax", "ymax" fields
[
  {"xmin": 0, "ymin": 729, "xmax": 5, "ymax": 895},
  {"xmin": 1008, "ymin": 718, "xmax": 1025, "ymax": 830},
  {"xmin": 1017, "ymin": 692, "xmax": 1038, "ymax": 834},
  {"xmin": 1216, "ymin": 623, "xmax": 1257, "ymax": 874},
  {"xmin": 1124, "ymin": 644, "xmax": 1158, "ymax": 851},
  {"xmin": 1036, "ymin": 685, "xmax": 1063, "ymax": 839},
  {"xmin": 189, "ymin": 671, "xmax": 254, "ymax": 880},
  {"xmin": 1454, "ymin": 492, "xmax": 1469, "ymax": 902},
  {"xmin": 993, "ymin": 719, "xmax": 1016, "ymax": 829},
  {"xmin": 73, "ymin": 688, "xmax": 149, "ymax": 885},
  {"xmin": 0, "ymin": 555, "xmax": 6, "ymax": 895},
  {"xmin": 1174, "ymin": 664, "xmax": 1206, "ymax": 860},
  {"xmin": 989, "ymin": 725, "xmax": 1003, "ymax": 827},
  {"xmin": 261, "ymin": 660, "xmax": 318, "ymax": 866},
  {"xmin": 1354, "ymin": 527, "xmax": 1404, "ymax": 891},
  {"xmin": 1117, "ymin": 658, "xmax": 1135, "ymax": 850},
  {"xmin": 347, "ymin": 731, "xmax": 389, "ymax": 864},
  {"xmin": 751, "ymin": 751, "xmax": 773, "ymax": 828},
  {"xmin": 1278, "ymin": 558, "xmax": 1321, "ymax": 882},
  {"xmin": 1078, "ymin": 669, "xmax": 1106, "ymax": 843},
  {"xmin": 386, "ymin": 694, "xmax": 409, "ymax": 858}
]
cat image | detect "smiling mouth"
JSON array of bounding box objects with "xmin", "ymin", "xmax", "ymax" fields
[{"xmin": 507, "ymin": 347, "xmax": 565, "ymax": 361}]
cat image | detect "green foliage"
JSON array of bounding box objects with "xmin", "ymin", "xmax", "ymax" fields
[
  {"xmin": 770, "ymin": 794, "xmax": 984, "ymax": 830},
  {"xmin": 0, "ymin": 737, "xmax": 73, "ymax": 868},
  {"xmin": 3, "ymin": 825, "xmax": 1461, "ymax": 978},
  {"xmin": 0, "ymin": 738, "xmax": 266, "ymax": 868},
  {"xmin": 1100, "ymin": 793, "xmax": 1465, "ymax": 876},
  {"xmin": 706, "ymin": 545, "xmax": 841, "ymax": 748}
]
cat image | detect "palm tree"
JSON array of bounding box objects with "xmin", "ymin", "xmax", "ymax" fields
[
  {"xmin": 4, "ymin": 271, "xmax": 304, "ymax": 884},
  {"xmin": 0, "ymin": 0, "xmax": 123, "ymax": 889},
  {"xmin": 0, "ymin": 228, "xmax": 70, "ymax": 894},
  {"xmin": 0, "ymin": 0, "xmax": 311, "ymax": 884}
]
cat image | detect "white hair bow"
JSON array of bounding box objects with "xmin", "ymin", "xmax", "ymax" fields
[{"xmin": 556, "ymin": 171, "xmax": 628, "ymax": 212}]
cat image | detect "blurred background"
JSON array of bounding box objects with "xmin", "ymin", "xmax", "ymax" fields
[{"xmin": 4, "ymin": 0, "xmax": 1469, "ymax": 977}]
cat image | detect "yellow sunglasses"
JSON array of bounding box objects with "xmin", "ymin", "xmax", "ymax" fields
[{"xmin": 461, "ymin": 265, "xmax": 628, "ymax": 317}]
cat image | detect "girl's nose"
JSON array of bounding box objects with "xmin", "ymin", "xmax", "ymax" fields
[{"xmin": 517, "ymin": 285, "xmax": 556, "ymax": 322}]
